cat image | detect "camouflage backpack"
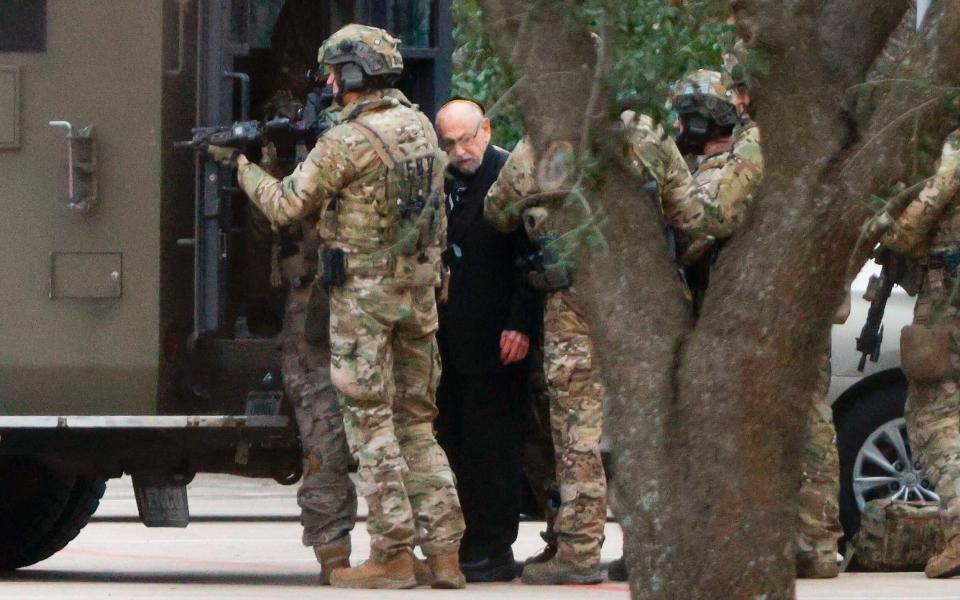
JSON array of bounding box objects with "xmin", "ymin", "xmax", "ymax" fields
[{"xmin": 845, "ymin": 499, "xmax": 944, "ymax": 571}]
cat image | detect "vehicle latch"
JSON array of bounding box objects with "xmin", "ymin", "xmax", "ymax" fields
[{"xmin": 48, "ymin": 121, "xmax": 98, "ymax": 213}]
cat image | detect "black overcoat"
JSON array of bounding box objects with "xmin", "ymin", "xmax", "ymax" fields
[{"xmin": 438, "ymin": 144, "xmax": 540, "ymax": 375}]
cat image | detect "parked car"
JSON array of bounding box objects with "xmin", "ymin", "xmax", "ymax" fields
[{"xmin": 829, "ymin": 259, "xmax": 939, "ymax": 544}]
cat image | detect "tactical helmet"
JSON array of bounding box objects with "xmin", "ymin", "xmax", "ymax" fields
[
  {"xmin": 671, "ymin": 69, "xmax": 738, "ymax": 128},
  {"xmin": 723, "ymin": 39, "xmax": 750, "ymax": 89},
  {"xmin": 319, "ymin": 24, "xmax": 403, "ymax": 78}
]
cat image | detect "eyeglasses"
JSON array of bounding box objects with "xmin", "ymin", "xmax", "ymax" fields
[{"xmin": 439, "ymin": 120, "xmax": 484, "ymax": 153}]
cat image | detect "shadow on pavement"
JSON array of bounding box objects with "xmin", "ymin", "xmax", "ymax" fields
[
  {"xmin": 4, "ymin": 570, "xmax": 322, "ymax": 587},
  {"xmin": 90, "ymin": 515, "xmax": 303, "ymax": 523}
]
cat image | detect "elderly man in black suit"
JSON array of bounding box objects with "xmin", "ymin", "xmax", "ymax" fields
[{"xmin": 434, "ymin": 99, "xmax": 540, "ymax": 582}]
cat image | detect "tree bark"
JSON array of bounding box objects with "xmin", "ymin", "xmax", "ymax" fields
[{"xmin": 477, "ymin": 0, "xmax": 960, "ymax": 597}]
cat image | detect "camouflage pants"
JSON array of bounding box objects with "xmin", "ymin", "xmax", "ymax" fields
[
  {"xmin": 905, "ymin": 277, "xmax": 960, "ymax": 543},
  {"xmin": 796, "ymin": 350, "xmax": 842, "ymax": 557},
  {"xmin": 282, "ymin": 285, "xmax": 357, "ymax": 549},
  {"xmin": 543, "ymin": 288, "xmax": 607, "ymax": 568},
  {"xmin": 329, "ymin": 277, "xmax": 465, "ymax": 560}
]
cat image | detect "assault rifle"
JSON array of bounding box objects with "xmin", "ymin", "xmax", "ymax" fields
[
  {"xmin": 856, "ymin": 251, "xmax": 895, "ymax": 372},
  {"xmin": 853, "ymin": 177, "xmax": 934, "ymax": 371},
  {"xmin": 175, "ymin": 86, "xmax": 335, "ymax": 157}
]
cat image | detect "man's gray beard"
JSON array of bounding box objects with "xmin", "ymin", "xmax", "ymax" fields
[{"xmin": 454, "ymin": 160, "xmax": 479, "ymax": 176}]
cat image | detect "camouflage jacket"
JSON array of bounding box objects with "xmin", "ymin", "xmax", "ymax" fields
[
  {"xmin": 688, "ymin": 120, "xmax": 764, "ymax": 239},
  {"xmin": 239, "ymin": 88, "xmax": 447, "ymax": 284},
  {"xmin": 883, "ymin": 129, "xmax": 960, "ymax": 258},
  {"xmin": 483, "ymin": 137, "xmax": 543, "ymax": 238},
  {"xmin": 624, "ymin": 114, "xmax": 763, "ymax": 239},
  {"xmin": 484, "ymin": 116, "xmax": 763, "ymax": 244}
]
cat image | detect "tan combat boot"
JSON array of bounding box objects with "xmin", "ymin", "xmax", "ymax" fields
[
  {"xmin": 925, "ymin": 535, "xmax": 960, "ymax": 579},
  {"xmin": 795, "ymin": 550, "xmax": 839, "ymax": 579},
  {"xmin": 329, "ymin": 551, "xmax": 417, "ymax": 589},
  {"xmin": 427, "ymin": 550, "xmax": 467, "ymax": 589},
  {"xmin": 314, "ymin": 537, "xmax": 351, "ymax": 586},
  {"xmin": 521, "ymin": 543, "xmax": 602, "ymax": 586},
  {"xmin": 413, "ymin": 554, "xmax": 435, "ymax": 587}
]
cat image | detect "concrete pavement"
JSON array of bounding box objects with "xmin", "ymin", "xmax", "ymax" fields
[{"xmin": 1, "ymin": 475, "xmax": 956, "ymax": 599}]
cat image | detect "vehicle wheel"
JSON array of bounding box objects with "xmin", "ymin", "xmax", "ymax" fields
[
  {"xmin": 18, "ymin": 475, "xmax": 107, "ymax": 567},
  {"xmin": 834, "ymin": 385, "xmax": 937, "ymax": 547},
  {"xmin": 0, "ymin": 457, "xmax": 106, "ymax": 570}
]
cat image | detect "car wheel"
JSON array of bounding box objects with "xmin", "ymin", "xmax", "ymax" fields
[{"xmin": 834, "ymin": 385, "xmax": 938, "ymax": 547}]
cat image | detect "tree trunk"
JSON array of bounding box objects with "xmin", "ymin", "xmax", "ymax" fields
[{"xmin": 477, "ymin": 1, "xmax": 960, "ymax": 597}]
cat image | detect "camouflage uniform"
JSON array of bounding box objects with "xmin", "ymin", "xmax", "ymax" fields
[
  {"xmin": 542, "ymin": 288, "xmax": 607, "ymax": 562},
  {"xmin": 239, "ymin": 80, "xmax": 464, "ymax": 564},
  {"xmin": 628, "ymin": 97, "xmax": 841, "ymax": 570},
  {"xmin": 282, "ymin": 278, "xmax": 358, "ymax": 551},
  {"xmin": 883, "ymin": 130, "xmax": 960, "ymax": 575},
  {"xmin": 797, "ymin": 351, "xmax": 843, "ymax": 565},
  {"xmin": 267, "ymin": 89, "xmax": 357, "ymax": 553},
  {"xmin": 242, "ymin": 90, "xmax": 310, "ymax": 337},
  {"xmin": 687, "ymin": 120, "xmax": 763, "ymax": 239},
  {"xmin": 621, "ymin": 112, "xmax": 762, "ymax": 238},
  {"xmin": 485, "ymin": 138, "xmax": 607, "ymax": 577}
]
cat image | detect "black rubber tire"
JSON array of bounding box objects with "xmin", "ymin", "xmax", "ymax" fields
[
  {"xmin": 17, "ymin": 476, "xmax": 107, "ymax": 568},
  {"xmin": 834, "ymin": 384, "xmax": 907, "ymax": 549},
  {"xmin": 0, "ymin": 457, "xmax": 106, "ymax": 571}
]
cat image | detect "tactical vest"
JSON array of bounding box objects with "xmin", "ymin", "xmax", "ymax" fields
[
  {"xmin": 930, "ymin": 202, "xmax": 960, "ymax": 253},
  {"xmin": 319, "ymin": 92, "xmax": 445, "ymax": 285}
]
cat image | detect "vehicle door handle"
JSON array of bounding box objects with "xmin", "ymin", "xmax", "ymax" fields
[
  {"xmin": 223, "ymin": 71, "xmax": 251, "ymax": 121},
  {"xmin": 49, "ymin": 121, "xmax": 98, "ymax": 214},
  {"xmin": 164, "ymin": 0, "xmax": 192, "ymax": 77}
]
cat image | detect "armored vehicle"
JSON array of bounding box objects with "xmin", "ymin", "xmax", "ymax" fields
[{"xmin": 0, "ymin": 0, "xmax": 451, "ymax": 570}]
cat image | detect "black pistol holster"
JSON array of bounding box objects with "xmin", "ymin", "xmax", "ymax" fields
[
  {"xmin": 518, "ymin": 245, "xmax": 572, "ymax": 292},
  {"xmin": 321, "ymin": 247, "xmax": 348, "ymax": 289}
]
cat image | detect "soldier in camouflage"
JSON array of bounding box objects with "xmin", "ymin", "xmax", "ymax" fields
[
  {"xmin": 669, "ymin": 69, "xmax": 762, "ymax": 248},
  {"xmin": 226, "ymin": 24, "xmax": 466, "ymax": 590},
  {"xmin": 280, "ymin": 233, "xmax": 359, "ymax": 584},
  {"xmin": 681, "ymin": 67, "xmax": 840, "ymax": 578},
  {"xmin": 619, "ymin": 67, "xmax": 842, "ymax": 579},
  {"xmin": 256, "ymin": 87, "xmax": 360, "ymax": 584},
  {"xmin": 617, "ymin": 72, "xmax": 761, "ymax": 242},
  {"xmin": 669, "ymin": 67, "xmax": 842, "ymax": 579},
  {"xmin": 882, "ymin": 129, "xmax": 960, "ymax": 579},
  {"xmin": 484, "ymin": 139, "xmax": 607, "ymax": 585},
  {"xmin": 622, "ymin": 109, "xmax": 760, "ymax": 239},
  {"xmin": 489, "ymin": 111, "xmax": 758, "ymax": 583},
  {"xmin": 795, "ymin": 350, "xmax": 843, "ymax": 577}
]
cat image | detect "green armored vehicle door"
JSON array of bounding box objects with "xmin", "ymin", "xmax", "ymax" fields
[
  {"xmin": 183, "ymin": 0, "xmax": 452, "ymax": 414},
  {"xmin": 0, "ymin": 1, "xmax": 164, "ymax": 416}
]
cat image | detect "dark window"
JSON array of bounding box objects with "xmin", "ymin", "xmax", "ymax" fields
[
  {"xmin": 366, "ymin": 0, "xmax": 432, "ymax": 48},
  {"xmin": 0, "ymin": 0, "xmax": 46, "ymax": 53},
  {"xmin": 390, "ymin": 0, "xmax": 432, "ymax": 48}
]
